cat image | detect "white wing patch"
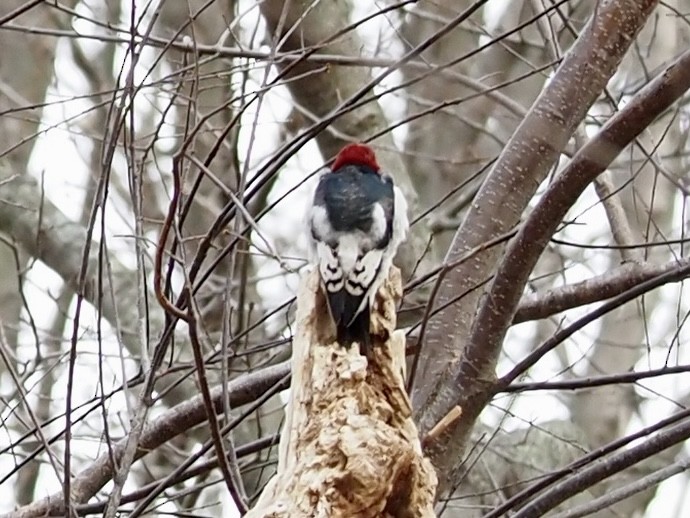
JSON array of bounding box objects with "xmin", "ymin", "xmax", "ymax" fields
[
  {"xmin": 315, "ymin": 239, "xmax": 384, "ymax": 297},
  {"xmin": 315, "ymin": 241, "xmax": 343, "ymax": 292},
  {"xmin": 310, "ymin": 204, "xmax": 332, "ymax": 242},
  {"xmin": 370, "ymin": 202, "xmax": 387, "ymax": 244},
  {"xmin": 345, "ymin": 249, "xmax": 383, "ymax": 297},
  {"xmin": 391, "ymin": 185, "xmax": 409, "ymax": 250}
]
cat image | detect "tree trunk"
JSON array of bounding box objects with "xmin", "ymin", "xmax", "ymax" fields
[{"xmin": 247, "ymin": 268, "xmax": 437, "ymax": 517}]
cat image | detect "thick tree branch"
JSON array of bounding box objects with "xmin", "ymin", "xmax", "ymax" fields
[
  {"xmin": 412, "ymin": 0, "xmax": 661, "ymax": 492},
  {"xmin": 467, "ymin": 46, "xmax": 690, "ymax": 392},
  {"xmin": 460, "ymin": 41, "xmax": 690, "ymax": 440},
  {"xmin": 5, "ymin": 362, "xmax": 290, "ymax": 518},
  {"xmin": 447, "ymin": 43, "xmax": 690, "ymax": 500},
  {"xmin": 513, "ymin": 256, "xmax": 690, "ymax": 323}
]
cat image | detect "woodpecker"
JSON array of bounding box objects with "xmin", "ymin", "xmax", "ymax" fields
[{"xmin": 307, "ymin": 143, "xmax": 409, "ymax": 355}]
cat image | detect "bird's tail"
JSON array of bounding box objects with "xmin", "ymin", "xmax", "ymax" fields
[{"xmin": 337, "ymin": 304, "xmax": 371, "ymax": 357}]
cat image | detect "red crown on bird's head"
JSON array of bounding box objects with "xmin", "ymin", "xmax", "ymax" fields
[{"xmin": 332, "ymin": 143, "xmax": 380, "ymax": 173}]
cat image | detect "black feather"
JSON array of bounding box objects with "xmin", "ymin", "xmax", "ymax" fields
[
  {"xmin": 312, "ymin": 165, "xmax": 394, "ymax": 242},
  {"xmin": 326, "ymin": 290, "xmax": 346, "ymax": 326},
  {"xmin": 326, "ymin": 290, "xmax": 371, "ymax": 356},
  {"xmin": 337, "ymin": 301, "xmax": 371, "ymax": 357}
]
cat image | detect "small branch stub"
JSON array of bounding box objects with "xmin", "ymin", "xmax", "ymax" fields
[
  {"xmin": 422, "ymin": 406, "xmax": 463, "ymax": 450},
  {"xmin": 246, "ymin": 267, "xmax": 437, "ymax": 517}
]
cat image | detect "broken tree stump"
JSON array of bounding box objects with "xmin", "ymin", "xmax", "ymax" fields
[{"xmin": 246, "ymin": 267, "xmax": 437, "ymax": 517}]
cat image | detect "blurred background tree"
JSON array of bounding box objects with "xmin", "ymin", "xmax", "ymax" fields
[{"xmin": 1, "ymin": 0, "xmax": 689, "ymax": 516}]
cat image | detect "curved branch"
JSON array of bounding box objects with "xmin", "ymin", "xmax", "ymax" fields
[
  {"xmin": 467, "ymin": 47, "xmax": 690, "ymax": 391},
  {"xmin": 513, "ymin": 256, "xmax": 690, "ymax": 324},
  {"xmin": 6, "ymin": 362, "xmax": 290, "ymax": 518},
  {"xmin": 512, "ymin": 414, "xmax": 690, "ymax": 517},
  {"xmin": 411, "ymin": 0, "xmax": 662, "ymax": 492}
]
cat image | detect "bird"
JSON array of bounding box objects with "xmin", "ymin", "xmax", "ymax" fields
[{"xmin": 306, "ymin": 143, "xmax": 409, "ymax": 356}]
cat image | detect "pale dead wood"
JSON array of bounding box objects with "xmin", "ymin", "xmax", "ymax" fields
[
  {"xmin": 247, "ymin": 268, "xmax": 436, "ymax": 518},
  {"xmin": 422, "ymin": 406, "xmax": 462, "ymax": 449}
]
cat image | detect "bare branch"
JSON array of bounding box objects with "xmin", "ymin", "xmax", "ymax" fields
[
  {"xmin": 402, "ymin": 252, "xmax": 690, "ymax": 330},
  {"xmin": 484, "ymin": 406, "xmax": 690, "ymax": 517},
  {"xmin": 511, "ymin": 414, "xmax": 690, "ymax": 517},
  {"xmin": 0, "ymin": 174, "xmax": 141, "ymax": 344},
  {"xmin": 513, "ymin": 256, "xmax": 690, "ymax": 324},
  {"xmin": 550, "ymin": 457, "xmax": 690, "ymax": 518},
  {"xmin": 593, "ymin": 172, "xmax": 643, "ymax": 263},
  {"xmin": 503, "ymin": 364, "xmax": 690, "ymax": 394},
  {"xmin": 412, "ymin": 0, "xmax": 662, "ymax": 492},
  {"xmin": 500, "ymin": 260, "xmax": 690, "ymax": 388},
  {"xmin": 6, "ymin": 362, "xmax": 289, "ymax": 518}
]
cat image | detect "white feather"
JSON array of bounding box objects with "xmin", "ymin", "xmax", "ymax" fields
[
  {"xmin": 370, "ymin": 203, "xmax": 387, "ymax": 243},
  {"xmin": 309, "ymin": 205, "xmax": 332, "ymax": 242},
  {"xmin": 337, "ymin": 234, "xmax": 360, "ymax": 274},
  {"xmin": 345, "ymin": 184, "xmax": 409, "ymax": 319},
  {"xmin": 353, "ymin": 185, "xmax": 408, "ymax": 312},
  {"xmin": 346, "ymin": 249, "xmax": 384, "ymax": 296},
  {"xmin": 315, "ymin": 241, "xmax": 343, "ymax": 292}
]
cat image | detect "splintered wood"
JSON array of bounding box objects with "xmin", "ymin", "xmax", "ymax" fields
[{"xmin": 246, "ymin": 268, "xmax": 437, "ymax": 518}]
